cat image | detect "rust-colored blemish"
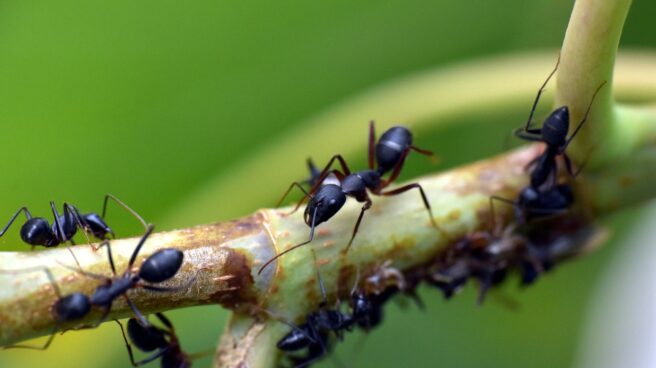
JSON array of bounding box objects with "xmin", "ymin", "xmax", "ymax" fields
[
  {"xmin": 317, "ymin": 258, "xmax": 330, "ymax": 267},
  {"xmin": 317, "ymin": 228, "xmax": 330, "ymax": 237},
  {"xmin": 211, "ymin": 248, "xmax": 257, "ymax": 311}
]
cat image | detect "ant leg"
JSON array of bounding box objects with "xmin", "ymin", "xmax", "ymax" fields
[
  {"xmin": 141, "ymin": 271, "xmax": 197, "ymax": 292},
  {"xmin": 124, "ymin": 296, "xmax": 149, "ymax": 327},
  {"xmin": 50, "ymin": 202, "xmax": 67, "ymax": 244},
  {"xmin": 276, "ymin": 181, "xmax": 311, "ymax": 210},
  {"xmin": 114, "ymin": 320, "xmax": 139, "ymax": 366},
  {"xmin": 306, "ymin": 154, "xmax": 352, "ymax": 195},
  {"xmin": 56, "ymin": 259, "xmax": 108, "ymax": 280},
  {"xmin": 96, "ymin": 240, "xmax": 118, "ymax": 275},
  {"xmin": 0, "ymin": 207, "xmax": 32, "ymax": 237},
  {"xmin": 62, "ymin": 203, "xmax": 96, "ymax": 254},
  {"xmin": 519, "ymin": 53, "xmax": 560, "ymax": 134},
  {"xmin": 127, "ymin": 225, "xmax": 156, "ymax": 268},
  {"xmin": 343, "ymin": 199, "xmax": 372, "ymax": 254},
  {"xmin": 3, "ymin": 327, "xmax": 58, "ymax": 350},
  {"xmin": 154, "ymin": 312, "xmax": 174, "ymax": 331},
  {"xmin": 377, "ymin": 147, "xmax": 410, "ymax": 189},
  {"xmin": 565, "ymin": 81, "xmax": 607, "ymax": 148},
  {"xmin": 489, "ymin": 196, "xmax": 519, "ymax": 228},
  {"xmin": 380, "ymin": 183, "xmax": 451, "ymax": 240},
  {"xmin": 368, "ymin": 121, "xmax": 376, "ymax": 170},
  {"xmin": 513, "ymin": 128, "xmax": 543, "ymax": 142},
  {"xmin": 258, "ymin": 207, "xmax": 319, "ymax": 275},
  {"xmin": 102, "ymin": 194, "xmax": 148, "ymax": 233}
]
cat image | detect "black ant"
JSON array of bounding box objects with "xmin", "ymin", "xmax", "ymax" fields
[
  {"xmin": 115, "ymin": 313, "xmax": 192, "ymax": 368},
  {"xmin": 259, "ymin": 121, "xmax": 442, "ymax": 274},
  {"xmin": 276, "ymin": 272, "xmax": 353, "ymax": 368},
  {"xmin": 0, "ymin": 194, "xmax": 147, "ymax": 250},
  {"xmin": 276, "ymin": 256, "xmax": 399, "ymax": 367},
  {"xmin": 514, "ymin": 56, "xmax": 606, "ymax": 189},
  {"xmin": 1, "ymin": 225, "xmax": 191, "ymax": 350},
  {"xmin": 490, "ymin": 73, "xmax": 605, "ymax": 224}
]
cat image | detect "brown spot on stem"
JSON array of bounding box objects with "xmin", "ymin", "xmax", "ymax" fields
[{"xmin": 211, "ymin": 248, "xmax": 257, "ymax": 311}]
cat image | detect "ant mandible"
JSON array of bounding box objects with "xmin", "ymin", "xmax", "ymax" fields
[
  {"xmin": 259, "ymin": 121, "xmax": 443, "ymax": 274},
  {"xmin": 115, "ymin": 313, "xmax": 192, "ymax": 368},
  {"xmin": 514, "ymin": 56, "xmax": 606, "ymax": 189},
  {"xmin": 0, "ymin": 194, "xmax": 147, "ymax": 250},
  {"xmin": 1, "ymin": 225, "xmax": 190, "ymax": 350}
]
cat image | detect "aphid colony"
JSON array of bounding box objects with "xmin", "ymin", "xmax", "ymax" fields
[
  {"xmin": 0, "ymin": 55, "xmax": 605, "ymax": 368},
  {"xmin": 268, "ymin": 57, "xmax": 605, "ymax": 367}
]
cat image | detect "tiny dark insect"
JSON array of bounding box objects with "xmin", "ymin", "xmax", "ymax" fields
[
  {"xmin": 426, "ymin": 226, "xmax": 539, "ymax": 305},
  {"xmin": 259, "ymin": 121, "xmax": 444, "ymax": 274},
  {"xmin": 0, "ymin": 225, "xmax": 191, "ymax": 350},
  {"xmin": 115, "ymin": 312, "xmax": 191, "ymax": 368},
  {"xmin": 0, "ymin": 194, "xmax": 147, "ymax": 250}
]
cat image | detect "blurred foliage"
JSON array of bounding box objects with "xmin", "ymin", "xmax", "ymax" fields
[{"xmin": 0, "ymin": 1, "xmax": 655, "ymax": 367}]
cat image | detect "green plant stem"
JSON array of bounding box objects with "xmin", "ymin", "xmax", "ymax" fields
[
  {"xmin": 556, "ymin": 0, "xmax": 632, "ymax": 165},
  {"xmin": 2, "ymin": 136, "xmax": 656, "ymax": 363}
]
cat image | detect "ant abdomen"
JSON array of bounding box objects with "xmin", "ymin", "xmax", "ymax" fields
[
  {"xmin": 375, "ymin": 126, "xmax": 413, "ymax": 174},
  {"xmin": 127, "ymin": 318, "xmax": 168, "ymax": 351},
  {"xmin": 138, "ymin": 248, "xmax": 184, "ymax": 283},
  {"xmin": 20, "ymin": 218, "xmax": 54, "ymax": 246}
]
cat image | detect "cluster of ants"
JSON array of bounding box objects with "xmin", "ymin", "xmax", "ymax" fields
[
  {"xmin": 263, "ymin": 58, "xmax": 606, "ymax": 367},
  {"xmin": 0, "ymin": 195, "xmax": 197, "ymax": 367},
  {"xmin": 0, "ymin": 55, "xmax": 604, "ymax": 368}
]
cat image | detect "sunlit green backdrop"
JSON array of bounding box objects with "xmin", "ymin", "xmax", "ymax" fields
[{"xmin": 0, "ymin": 1, "xmax": 653, "ymax": 367}]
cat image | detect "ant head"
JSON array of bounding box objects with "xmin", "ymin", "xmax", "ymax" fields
[
  {"xmin": 139, "ymin": 248, "xmax": 184, "ymax": 283},
  {"xmin": 82, "ymin": 213, "xmax": 113, "ymax": 239},
  {"xmin": 304, "ymin": 184, "xmax": 346, "ymax": 227},
  {"xmin": 54, "ymin": 292, "xmax": 91, "ymax": 322},
  {"xmin": 542, "ymin": 106, "xmax": 569, "ymax": 147},
  {"xmin": 20, "ymin": 218, "xmax": 55, "ymax": 246},
  {"xmin": 375, "ymin": 126, "xmax": 413, "ymax": 174},
  {"xmin": 127, "ymin": 318, "xmax": 168, "ymax": 352}
]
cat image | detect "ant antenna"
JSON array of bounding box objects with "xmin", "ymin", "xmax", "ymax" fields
[
  {"xmin": 258, "ymin": 206, "xmax": 318, "ymax": 275},
  {"xmin": 565, "ymin": 81, "xmax": 607, "ymax": 148},
  {"xmin": 276, "ymin": 182, "xmax": 312, "ymax": 209},
  {"xmin": 523, "ymin": 53, "xmax": 560, "ymax": 132},
  {"xmin": 310, "ymin": 249, "xmax": 328, "ymax": 307},
  {"xmin": 101, "ymin": 194, "xmax": 149, "ymax": 233}
]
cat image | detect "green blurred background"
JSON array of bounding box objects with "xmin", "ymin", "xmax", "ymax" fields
[{"xmin": 0, "ymin": 1, "xmax": 653, "ymax": 367}]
